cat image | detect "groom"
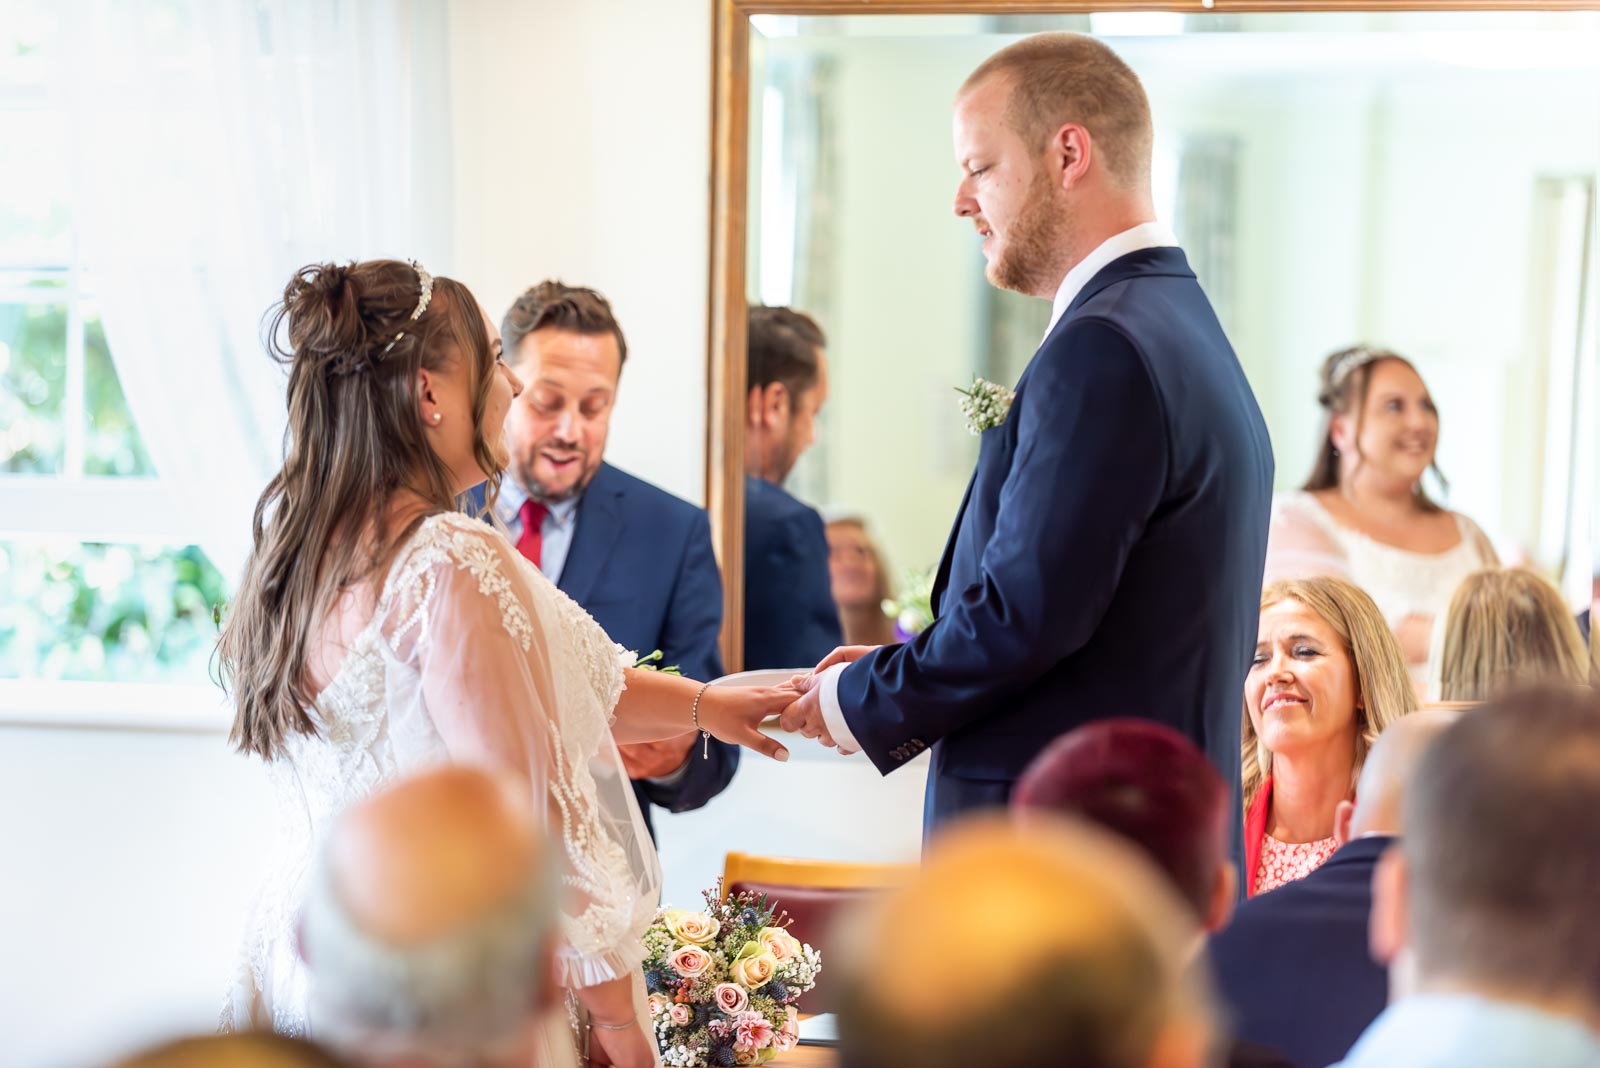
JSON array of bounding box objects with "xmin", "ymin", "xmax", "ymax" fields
[{"xmin": 780, "ymin": 33, "xmax": 1274, "ymax": 842}]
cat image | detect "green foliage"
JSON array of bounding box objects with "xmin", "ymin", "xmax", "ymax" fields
[
  {"xmin": 0, "ymin": 540, "xmax": 228, "ymax": 684},
  {"xmin": 0, "ymin": 301, "xmax": 66, "ymax": 473}
]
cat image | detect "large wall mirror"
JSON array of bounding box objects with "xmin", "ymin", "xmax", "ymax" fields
[{"xmin": 708, "ymin": 2, "xmax": 1599, "ymax": 673}]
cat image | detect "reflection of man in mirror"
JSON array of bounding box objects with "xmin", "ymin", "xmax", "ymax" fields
[
  {"xmin": 743, "ymin": 306, "xmax": 844, "ymax": 669},
  {"xmin": 480, "ymin": 281, "xmax": 736, "ymax": 840},
  {"xmin": 781, "ymin": 32, "xmax": 1276, "ymax": 848}
]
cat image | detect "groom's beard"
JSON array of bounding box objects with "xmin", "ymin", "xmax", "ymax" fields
[{"xmin": 990, "ymin": 172, "xmax": 1073, "ymax": 299}]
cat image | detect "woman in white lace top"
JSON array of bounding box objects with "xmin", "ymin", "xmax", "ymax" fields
[
  {"xmin": 1264, "ymin": 346, "xmax": 1497, "ymax": 688},
  {"xmin": 216, "ymin": 260, "xmax": 794, "ymax": 1067}
]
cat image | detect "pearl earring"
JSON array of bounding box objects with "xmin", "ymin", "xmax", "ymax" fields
[{"xmin": 431, "ymin": 413, "xmax": 442, "ymax": 424}]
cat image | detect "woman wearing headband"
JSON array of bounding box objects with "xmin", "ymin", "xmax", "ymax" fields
[
  {"xmin": 218, "ymin": 259, "xmax": 793, "ymax": 1066},
  {"xmin": 1263, "ymin": 346, "xmax": 1497, "ymax": 690}
]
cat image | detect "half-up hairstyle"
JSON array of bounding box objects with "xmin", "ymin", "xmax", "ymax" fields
[
  {"xmin": 1301, "ymin": 345, "xmax": 1447, "ymax": 512},
  {"xmin": 219, "ymin": 259, "xmax": 501, "ymax": 760}
]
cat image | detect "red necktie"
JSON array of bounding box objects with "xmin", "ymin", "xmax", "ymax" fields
[{"xmin": 516, "ymin": 499, "xmax": 549, "ymax": 569}]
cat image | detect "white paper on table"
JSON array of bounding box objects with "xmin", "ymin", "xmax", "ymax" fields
[{"xmin": 797, "ymin": 1012, "xmax": 839, "ymax": 1046}]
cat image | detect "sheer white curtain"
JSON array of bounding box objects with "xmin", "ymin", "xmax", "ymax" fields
[{"xmin": 57, "ymin": 0, "xmax": 453, "ymax": 581}]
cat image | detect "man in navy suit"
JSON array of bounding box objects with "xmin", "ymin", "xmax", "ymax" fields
[
  {"xmin": 742, "ymin": 306, "xmax": 843, "ymax": 670},
  {"xmin": 1208, "ymin": 708, "xmax": 1461, "ymax": 1068},
  {"xmin": 492, "ymin": 282, "xmax": 736, "ymax": 838},
  {"xmin": 779, "ymin": 33, "xmax": 1275, "ymax": 840}
]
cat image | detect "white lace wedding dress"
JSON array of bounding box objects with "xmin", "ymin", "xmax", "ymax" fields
[{"xmin": 220, "ymin": 512, "xmax": 662, "ymax": 1066}]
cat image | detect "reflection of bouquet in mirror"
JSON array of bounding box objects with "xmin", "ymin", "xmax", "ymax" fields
[
  {"xmin": 884, "ymin": 567, "xmax": 935, "ymax": 642},
  {"xmin": 643, "ymin": 880, "xmax": 821, "ymax": 1066}
]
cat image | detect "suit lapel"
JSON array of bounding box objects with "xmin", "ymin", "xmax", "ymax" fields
[{"xmin": 558, "ymin": 464, "xmax": 624, "ymax": 606}]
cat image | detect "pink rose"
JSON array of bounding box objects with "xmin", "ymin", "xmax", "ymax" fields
[
  {"xmin": 668, "ymin": 945, "xmax": 713, "ymax": 979},
  {"xmin": 772, "ymin": 1006, "xmax": 800, "ymax": 1052},
  {"xmin": 713, "ymin": 982, "xmax": 749, "ymax": 1014},
  {"xmin": 734, "ymin": 1010, "xmax": 775, "ymax": 1051},
  {"xmin": 668, "ymin": 1003, "xmax": 692, "ymax": 1026}
]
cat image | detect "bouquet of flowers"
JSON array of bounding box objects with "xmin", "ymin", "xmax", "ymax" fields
[
  {"xmin": 641, "ymin": 881, "xmax": 822, "ymax": 1066},
  {"xmin": 883, "ymin": 566, "xmax": 935, "ymax": 642}
]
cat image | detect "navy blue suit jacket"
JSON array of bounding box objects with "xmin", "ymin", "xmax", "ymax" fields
[
  {"xmin": 1207, "ymin": 836, "xmax": 1392, "ymax": 1068},
  {"xmin": 834, "ymin": 247, "xmax": 1274, "ymax": 836},
  {"xmin": 474, "ymin": 463, "xmax": 737, "ymax": 837},
  {"xmin": 743, "ymin": 474, "xmax": 843, "ymax": 670}
]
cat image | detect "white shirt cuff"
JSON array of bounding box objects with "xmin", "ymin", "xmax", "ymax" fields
[{"xmin": 818, "ymin": 663, "xmax": 861, "ymax": 754}]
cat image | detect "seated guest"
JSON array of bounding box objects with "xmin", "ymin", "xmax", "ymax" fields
[
  {"xmin": 1243, "ymin": 577, "xmax": 1414, "ymax": 897},
  {"xmin": 836, "ymin": 813, "xmax": 1218, "ymax": 1068},
  {"xmin": 744, "ymin": 306, "xmax": 842, "ymax": 669},
  {"xmin": 1336, "ymin": 686, "xmax": 1600, "ymax": 1067},
  {"xmin": 300, "ymin": 767, "xmax": 566, "ymax": 1068},
  {"xmin": 1437, "ymin": 568, "xmax": 1590, "ymax": 702},
  {"xmin": 1014, "ymin": 720, "xmax": 1295, "ymax": 1068},
  {"xmin": 109, "ymin": 1035, "xmax": 351, "ymax": 1068},
  {"xmin": 495, "ymin": 280, "xmax": 736, "ymax": 838},
  {"xmin": 1209, "ymin": 708, "xmax": 1460, "ymax": 1068},
  {"xmin": 825, "ymin": 515, "xmax": 897, "ymax": 647}
]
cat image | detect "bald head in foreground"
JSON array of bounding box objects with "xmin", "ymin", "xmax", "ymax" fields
[
  {"xmin": 836, "ymin": 813, "xmax": 1217, "ymax": 1068},
  {"xmin": 300, "ymin": 766, "xmax": 560, "ymax": 1067}
]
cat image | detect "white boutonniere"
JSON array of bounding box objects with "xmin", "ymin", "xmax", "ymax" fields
[{"xmin": 955, "ymin": 374, "xmax": 1016, "ymax": 435}]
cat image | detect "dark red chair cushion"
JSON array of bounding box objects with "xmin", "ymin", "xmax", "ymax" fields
[{"xmin": 728, "ymin": 880, "xmax": 886, "ymax": 1017}]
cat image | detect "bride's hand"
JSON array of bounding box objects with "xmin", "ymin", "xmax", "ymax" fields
[
  {"xmin": 696, "ymin": 685, "xmax": 794, "ymax": 763},
  {"xmin": 587, "ymin": 1017, "xmax": 658, "ymax": 1068}
]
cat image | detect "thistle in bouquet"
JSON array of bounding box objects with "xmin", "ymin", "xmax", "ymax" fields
[{"xmin": 641, "ymin": 879, "xmax": 822, "ymax": 1067}]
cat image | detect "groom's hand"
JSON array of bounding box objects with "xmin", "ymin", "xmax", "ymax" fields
[
  {"xmin": 778, "ymin": 686, "xmax": 839, "ymax": 748},
  {"xmin": 814, "ymin": 644, "xmax": 882, "ymax": 673}
]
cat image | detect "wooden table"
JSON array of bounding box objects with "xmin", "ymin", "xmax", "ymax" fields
[{"xmin": 777, "ymin": 1043, "xmax": 838, "ymax": 1067}]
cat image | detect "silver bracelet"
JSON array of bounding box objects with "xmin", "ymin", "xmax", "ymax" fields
[
  {"xmin": 690, "ymin": 681, "xmax": 713, "ymax": 759},
  {"xmin": 590, "ymin": 1017, "xmax": 636, "ymax": 1031}
]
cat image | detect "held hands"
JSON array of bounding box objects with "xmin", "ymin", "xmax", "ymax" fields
[
  {"xmin": 694, "ymin": 684, "xmax": 796, "ymax": 763},
  {"xmin": 775, "ymin": 644, "xmax": 881, "ymax": 752}
]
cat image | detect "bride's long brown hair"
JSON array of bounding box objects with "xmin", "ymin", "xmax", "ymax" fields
[{"xmin": 219, "ymin": 260, "xmax": 501, "ymax": 760}]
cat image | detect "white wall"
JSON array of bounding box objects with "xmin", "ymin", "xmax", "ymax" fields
[{"xmin": 449, "ymin": 0, "xmax": 713, "ymax": 505}]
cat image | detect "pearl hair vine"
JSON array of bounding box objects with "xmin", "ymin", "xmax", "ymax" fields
[{"xmin": 383, "ymin": 259, "xmax": 434, "ymax": 354}]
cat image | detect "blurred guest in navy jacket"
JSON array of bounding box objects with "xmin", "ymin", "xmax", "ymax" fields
[
  {"xmin": 743, "ymin": 306, "xmax": 842, "ymax": 670},
  {"xmin": 485, "ymin": 281, "xmax": 736, "ymax": 839},
  {"xmin": 1209, "ymin": 708, "xmax": 1461, "ymax": 1068}
]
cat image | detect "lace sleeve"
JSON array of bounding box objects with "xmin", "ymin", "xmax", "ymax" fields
[
  {"xmin": 382, "ymin": 514, "xmax": 662, "ymax": 989},
  {"xmin": 1263, "ymin": 495, "xmax": 1350, "ymax": 586}
]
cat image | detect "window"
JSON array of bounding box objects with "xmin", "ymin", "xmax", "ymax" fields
[{"xmin": 0, "ymin": 9, "xmax": 227, "ymax": 700}]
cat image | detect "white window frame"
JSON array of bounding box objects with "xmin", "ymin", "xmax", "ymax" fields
[{"xmin": 0, "ymin": 80, "xmax": 225, "ymax": 731}]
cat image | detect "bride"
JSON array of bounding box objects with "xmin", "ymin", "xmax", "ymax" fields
[{"xmin": 216, "ymin": 259, "xmax": 793, "ymax": 1067}]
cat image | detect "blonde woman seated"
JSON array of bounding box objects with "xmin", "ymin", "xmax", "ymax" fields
[
  {"xmin": 1243, "ymin": 577, "xmax": 1415, "ymax": 897},
  {"xmin": 1264, "ymin": 346, "xmax": 1497, "ymax": 685},
  {"xmin": 825, "ymin": 516, "xmax": 897, "ymax": 648},
  {"xmin": 1437, "ymin": 568, "xmax": 1591, "ymax": 703}
]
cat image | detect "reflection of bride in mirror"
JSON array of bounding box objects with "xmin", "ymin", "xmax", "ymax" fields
[{"xmin": 1264, "ymin": 346, "xmax": 1497, "ymax": 685}]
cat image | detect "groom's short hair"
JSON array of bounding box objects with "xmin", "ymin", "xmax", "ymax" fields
[{"xmin": 962, "ymin": 32, "xmax": 1153, "ymax": 190}]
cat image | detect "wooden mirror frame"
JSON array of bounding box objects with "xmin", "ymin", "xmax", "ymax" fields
[{"xmin": 706, "ymin": 0, "xmax": 1597, "ymax": 671}]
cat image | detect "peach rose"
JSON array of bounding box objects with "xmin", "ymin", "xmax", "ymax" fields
[
  {"xmin": 730, "ymin": 948, "xmax": 778, "ymax": 990},
  {"xmin": 647, "ymin": 994, "xmax": 670, "ymax": 1018},
  {"xmin": 663, "ymin": 908, "xmax": 721, "ymax": 946},
  {"xmin": 713, "ymin": 982, "xmax": 749, "ymax": 1014},
  {"xmin": 772, "ymin": 1006, "xmax": 800, "ymax": 1052},
  {"xmin": 756, "ymin": 926, "xmax": 802, "ymax": 963},
  {"xmin": 669, "ymin": 1003, "xmax": 692, "ymax": 1026},
  {"xmin": 668, "ymin": 945, "xmax": 714, "ymax": 979}
]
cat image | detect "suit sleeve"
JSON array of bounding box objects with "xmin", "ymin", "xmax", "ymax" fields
[
  {"xmin": 636, "ymin": 508, "xmax": 739, "ymax": 812},
  {"xmin": 836, "ymin": 318, "xmax": 1169, "ymax": 773},
  {"xmin": 744, "ymin": 501, "xmax": 843, "ymax": 669}
]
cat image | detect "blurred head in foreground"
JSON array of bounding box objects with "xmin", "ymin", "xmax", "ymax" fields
[
  {"xmin": 108, "ymin": 1034, "xmax": 351, "ymax": 1068},
  {"xmin": 1371, "ymin": 685, "xmax": 1600, "ymax": 1012},
  {"xmin": 301, "ymin": 766, "xmax": 559, "ymax": 1066},
  {"xmin": 836, "ymin": 813, "xmax": 1217, "ymax": 1068},
  {"xmin": 1014, "ymin": 718, "xmax": 1234, "ymax": 933}
]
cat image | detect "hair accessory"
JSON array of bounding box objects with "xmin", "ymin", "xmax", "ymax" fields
[
  {"xmin": 383, "ymin": 259, "xmax": 434, "ymax": 354},
  {"xmin": 1328, "ymin": 346, "xmax": 1382, "ymax": 390}
]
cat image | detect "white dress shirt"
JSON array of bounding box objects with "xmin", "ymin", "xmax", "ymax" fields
[
  {"xmin": 495, "ymin": 477, "xmax": 580, "ymax": 585},
  {"xmin": 816, "ymin": 221, "xmax": 1181, "ymax": 755}
]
